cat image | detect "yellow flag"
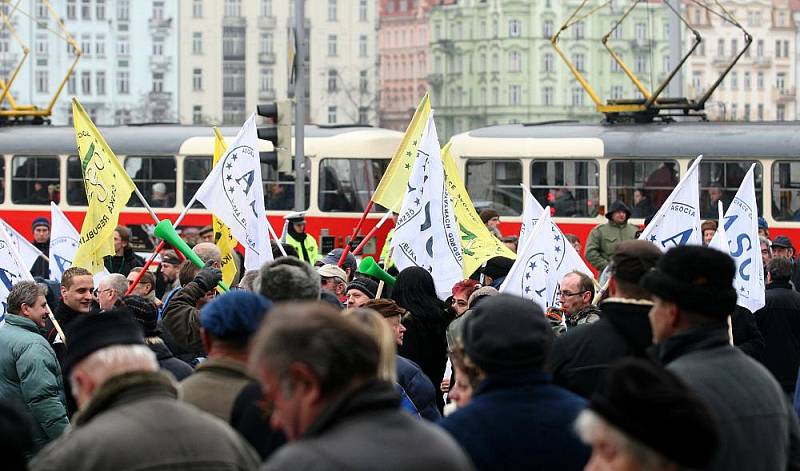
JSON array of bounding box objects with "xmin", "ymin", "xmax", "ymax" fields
[
  {"xmin": 441, "ymin": 143, "xmax": 516, "ymax": 278},
  {"xmin": 212, "ymin": 128, "xmax": 240, "ymax": 289},
  {"xmin": 72, "ymin": 98, "xmax": 136, "ymax": 274},
  {"xmin": 371, "ymin": 93, "xmax": 431, "ymax": 212}
]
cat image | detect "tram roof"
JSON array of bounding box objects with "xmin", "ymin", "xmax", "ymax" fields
[
  {"xmin": 459, "ymin": 121, "xmax": 800, "ymax": 159},
  {"xmin": 0, "ymin": 124, "xmax": 388, "ymax": 155}
]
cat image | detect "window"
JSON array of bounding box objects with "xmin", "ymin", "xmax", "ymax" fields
[
  {"xmin": 12, "ymin": 156, "xmax": 59, "ymax": 205},
  {"xmin": 635, "ymin": 54, "xmax": 647, "ymax": 74},
  {"xmin": 608, "ymin": 160, "xmax": 679, "ymax": 219},
  {"xmin": 152, "ymin": 39, "xmax": 163, "ymax": 56},
  {"xmin": 224, "ymin": 0, "xmax": 241, "ymax": 17},
  {"xmin": 117, "ymin": 70, "xmax": 129, "ymax": 94},
  {"xmin": 731, "ymin": 38, "xmax": 738, "ymax": 54},
  {"xmin": 776, "ymin": 40, "xmax": 782, "ymax": 58},
  {"xmin": 663, "ymin": 54, "xmax": 670, "ymax": 73},
  {"xmin": 152, "ymin": 72, "xmax": 164, "ymax": 93},
  {"xmin": 634, "ymin": 22, "xmax": 646, "ymax": 41},
  {"xmin": 192, "ymin": 68, "xmax": 202, "ymax": 91},
  {"xmin": 319, "ymin": 159, "xmax": 391, "ymax": 212},
  {"xmin": 260, "ymin": 32, "xmax": 273, "ymax": 54},
  {"xmin": 81, "ymin": 70, "xmax": 91, "ymax": 94},
  {"xmin": 466, "ymin": 160, "xmax": 523, "ymax": 215},
  {"xmin": 509, "ymin": 51, "xmax": 521, "ymax": 72},
  {"xmin": 328, "ymin": 34, "xmax": 337, "ymax": 56},
  {"xmin": 509, "ymin": 85, "xmax": 521, "ymax": 105},
  {"xmin": 770, "ymin": 161, "xmax": 800, "ymax": 220},
  {"xmin": 778, "ymin": 104, "xmax": 786, "ymax": 121},
  {"xmin": 117, "ymin": 0, "xmax": 129, "ymax": 20},
  {"xmin": 757, "ymin": 104, "xmax": 764, "ymax": 121},
  {"xmin": 95, "ymin": 36, "xmax": 105, "ymax": 57},
  {"xmin": 35, "ymin": 38, "xmax": 48, "ymax": 56},
  {"xmin": 573, "ymin": 53, "xmax": 585, "ymax": 72},
  {"xmin": 193, "ymin": 0, "xmax": 202, "ymax": 18},
  {"xmin": 64, "ymin": 156, "xmax": 86, "ymax": 205},
  {"xmin": 542, "ymin": 86, "xmax": 553, "ymax": 105},
  {"xmin": 574, "ymin": 20, "xmax": 585, "ymax": 39},
  {"xmin": 572, "ymin": 87, "xmax": 584, "ymax": 107},
  {"xmin": 327, "ymin": 69, "xmax": 337, "ymax": 92},
  {"xmin": 358, "ymin": 107, "xmax": 368, "ymax": 124},
  {"xmin": 359, "ymin": 35, "xmax": 368, "ymax": 57},
  {"xmin": 192, "ymin": 32, "xmax": 203, "ymax": 54},
  {"xmin": 359, "ymin": 70, "xmax": 368, "ymax": 93},
  {"xmin": 757, "ymin": 39, "xmax": 764, "ymax": 57},
  {"xmin": 261, "ymin": 0, "xmax": 271, "ymax": 16},
  {"xmin": 717, "ymin": 39, "xmax": 724, "ymax": 57},
  {"xmin": 35, "ymin": 70, "xmax": 48, "ymax": 93},
  {"xmin": 492, "ymin": 53, "xmax": 499, "ymax": 72},
  {"xmin": 777, "ymin": 72, "xmax": 786, "ymax": 90},
  {"xmin": 491, "ymin": 87, "xmax": 499, "ymax": 105},
  {"xmin": 193, "ymin": 105, "xmax": 203, "ymax": 124},
  {"xmin": 691, "ymin": 71, "xmax": 702, "ymax": 91},
  {"xmin": 328, "ymin": 0, "xmax": 337, "ymax": 21},
  {"xmin": 81, "ymin": 0, "xmax": 90, "ymax": 19},
  {"xmin": 96, "ymin": 71, "xmax": 105, "ymax": 95},
  {"xmin": 757, "ymin": 71, "xmax": 764, "ymax": 90},
  {"xmin": 36, "ymin": 0, "xmax": 47, "ymax": 18},
  {"xmin": 529, "ymin": 160, "xmax": 600, "ymax": 217},
  {"xmin": 222, "ymin": 27, "xmax": 245, "ymax": 58},
  {"xmin": 731, "ymin": 104, "xmax": 737, "ymax": 120},
  {"xmin": 125, "ymin": 157, "xmax": 176, "ymax": 208},
  {"xmin": 260, "ymin": 68, "xmax": 273, "ymax": 91},
  {"xmin": 543, "ymin": 20, "xmax": 553, "ymax": 38},
  {"xmin": 743, "ymin": 104, "xmax": 751, "ymax": 121},
  {"xmin": 743, "ymin": 71, "xmax": 751, "ymax": 90},
  {"xmin": 730, "ymin": 71, "xmax": 738, "ymax": 90},
  {"xmin": 611, "ymin": 54, "xmax": 623, "ymax": 72},
  {"xmin": 118, "ymin": 38, "xmax": 129, "ymax": 56},
  {"xmin": 784, "ymin": 40, "xmax": 790, "ymax": 58},
  {"xmin": 81, "ymin": 35, "xmax": 91, "ymax": 57},
  {"xmin": 611, "ymin": 24, "xmax": 622, "ymax": 40},
  {"xmin": 113, "ymin": 109, "xmax": 131, "ymax": 125},
  {"xmin": 68, "ymin": 74, "xmax": 76, "ymax": 94},
  {"xmin": 359, "ymin": 0, "xmax": 367, "ymax": 21},
  {"xmin": 222, "ymin": 64, "xmax": 245, "ymax": 95},
  {"xmin": 509, "ymin": 19, "xmax": 521, "ymax": 37},
  {"xmin": 611, "ymin": 85, "xmax": 623, "ymax": 100},
  {"xmin": 699, "ymin": 161, "xmax": 762, "ymax": 219},
  {"xmin": 328, "ymin": 106, "xmax": 337, "ymax": 124},
  {"xmin": 543, "ymin": 52, "xmax": 553, "ymax": 73},
  {"xmin": 67, "ymin": 0, "xmax": 76, "ymax": 19}
]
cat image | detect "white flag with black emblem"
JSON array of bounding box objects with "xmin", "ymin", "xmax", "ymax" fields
[
  {"xmin": 391, "ymin": 113, "xmax": 463, "ymax": 299},
  {"xmin": 50, "ymin": 203, "xmax": 109, "ymax": 284},
  {"xmin": 0, "ymin": 222, "xmax": 34, "ymax": 326},
  {"xmin": 500, "ymin": 207, "xmax": 558, "ymax": 311},
  {"xmin": 638, "ymin": 156, "xmax": 703, "ymax": 251},
  {"xmin": 708, "ymin": 164, "xmax": 765, "ymax": 313},
  {"xmin": 1, "ymin": 220, "xmax": 44, "ymax": 270},
  {"xmin": 195, "ymin": 113, "xmax": 272, "ymax": 270}
]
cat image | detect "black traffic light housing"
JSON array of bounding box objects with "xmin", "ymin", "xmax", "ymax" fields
[{"xmin": 257, "ymin": 101, "xmax": 291, "ymax": 170}]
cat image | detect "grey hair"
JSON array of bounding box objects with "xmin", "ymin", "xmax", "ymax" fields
[
  {"xmin": 70, "ymin": 344, "xmax": 158, "ymax": 391},
  {"xmin": 256, "ymin": 256, "xmax": 320, "ymax": 302},
  {"xmin": 101, "ymin": 273, "xmax": 129, "ymax": 296},
  {"xmin": 760, "ymin": 236, "xmax": 772, "ymax": 255},
  {"xmin": 238, "ymin": 269, "xmax": 260, "ymax": 292},
  {"xmin": 7, "ymin": 281, "xmax": 47, "ymax": 315},
  {"xmin": 193, "ymin": 243, "xmax": 222, "ymax": 265},
  {"xmin": 575, "ymin": 409, "xmax": 676, "ymax": 471}
]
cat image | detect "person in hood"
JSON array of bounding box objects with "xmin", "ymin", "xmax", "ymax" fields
[
  {"xmin": 585, "ymin": 200, "xmax": 638, "ymax": 272},
  {"xmin": 283, "ymin": 212, "xmax": 319, "ymax": 264}
]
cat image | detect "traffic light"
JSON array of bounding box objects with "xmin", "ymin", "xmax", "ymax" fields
[{"xmin": 257, "ymin": 101, "xmax": 291, "ymax": 172}]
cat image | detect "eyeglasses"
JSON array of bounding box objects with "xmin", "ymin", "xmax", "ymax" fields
[
  {"xmin": 94, "ymin": 288, "xmax": 114, "ymax": 296},
  {"xmin": 557, "ymin": 290, "xmax": 588, "ymax": 298}
]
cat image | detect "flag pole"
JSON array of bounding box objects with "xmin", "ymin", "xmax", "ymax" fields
[
  {"xmin": 132, "ymin": 187, "xmax": 162, "ymax": 225},
  {"xmin": 338, "ymin": 201, "xmax": 374, "ymax": 267},
  {"xmin": 350, "ymin": 209, "xmax": 393, "ymax": 257},
  {"xmin": 266, "ymin": 219, "xmax": 288, "ymax": 257}
]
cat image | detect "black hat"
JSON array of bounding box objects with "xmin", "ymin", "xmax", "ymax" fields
[
  {"xmin": 31, "ymin": 217, "xmax": 49, "ymax": 230},
  {"xmin": 641, "ymin": 245, "xmax": 736, "ymax": 319},
  {"xmin": 346, "ymin": 277, "xmax": 378, "ymax": 299},
  {"xmin": 462, "ymin": 294, "xmax": 552, "ymax": 374},
  {"xmin": 323, "ymin": 248, "xmax": 357, "ymax": 273},
  {"xmin": 198, "ymin": 225, "xmax": 213, "ymax": 236},
  {"xmin": 482, "ymin": 256, "xmax": 514, "ymax": 280},
  {"xmin": 611, "ymin": 240, "xmax": 662, "ymax": 284},
  {"xmin": 160, "ymin": 250, "xmax": 180, "ymax": 266},
  {"xmin": 605, "ymin": 200, "xmax": 631, "ymax": 220},
  {"xmin": 123, "ymin": 295, "xmax": 159, "ymax": 337},
  {"xmin": 63, "ymin": 309, "xmax": 145, "ymax": 374},
  {"xmin": 772, "ymin": 235, "xmax": 794, "ymax": 250},
  {"xmin": 589, "ymin": 358, "xmax": 719, "ymax": 468}
]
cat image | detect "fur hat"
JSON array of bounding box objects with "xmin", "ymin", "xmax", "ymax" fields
[
  {"xmin": 641, "ymin": 245, "xmax": 736, "ymax": 319},
  {"xmin": 200, "ymin": 291, "xmax": 272, "ymax": 340},
  {"xmin": 701, "ymin": 220, "xmax": 718, "ymax": 233},
  {"xmin": 63, "ymin": 309, "xmax": 145, "ymax": 374},
  {"xmin": 589, "ymin": 358, "xmax": 718, "ymax": 468},
  {"xmin": 610, "ymin": 240, "xmax": 662, "ymax": 284},
  {"xmin": 257, "ymin": 256, "xmax": 320, "ymax": 302}
]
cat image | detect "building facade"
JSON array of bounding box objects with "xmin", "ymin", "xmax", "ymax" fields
[
  {"xmin": 378, "ymin": 0, "xmax": 431, "ymax": 131},
  {"xmin": 685, "ymin": 0, "xmax": 796, "ymax": 121}
]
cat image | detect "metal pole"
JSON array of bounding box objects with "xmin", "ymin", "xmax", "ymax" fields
[
  {"xmin": 294, "ymin": 0, "xmax": 305, "ymax": 211},
  {"xmin": 667, "ymin": 0, "xmax": 683, "ymax": 98}
]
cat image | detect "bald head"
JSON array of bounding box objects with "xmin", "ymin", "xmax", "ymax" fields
[{"xmin": 193, "ymin": 242, "xmax": 221, "ymax": 266}]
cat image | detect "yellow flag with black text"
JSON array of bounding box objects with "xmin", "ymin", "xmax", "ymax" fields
[
  {"xmin": 72, "ymin": 97, "xmax": 136, "ymax": 274},
  {"xmin": 441, "ymin": 142, "xmax": 516, "ymax": 278},
  {"xmin": 212, "ymin": 128, "xmax": 240, "ymax": 289},
  {"xmin": 371, "ymin": 93, "xmax": 431, "ymax": 212}
]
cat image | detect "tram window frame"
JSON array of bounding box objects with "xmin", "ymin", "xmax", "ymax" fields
[
  {"xmin": 698, "ymin": 160, "xmax": 762, "ymax": 220},
  {"xmin": 124, "ymin": 155, "xmax": 177, "ymax": 208},
  {"xmin": 318, "ymin": 158, "xmax": 391, "ymax": 213},
  {"xmin": 66, "ymin": 155, "xmax": 88, "ymax": 206},
  {"xmin": 607, "ymin": 159, "xmax": 679, "ymax": 219},
  {"xmin": 11, "ymin": 155, "xmax": 59, "ymax": 205},
  {"xmin": 0, "ymin": 157, "xmax": 6, "ymax": 204},
  {"xmin": 530, "ymin": 159, "xmax": 599, "ymax": 218},
  {"xmin": 465, "ymin": 159, "xmax": 523, "ymax": 216},
  {"xmin": 183, "ymin": 155, "xmax": 212, "ymax": 208},
  {"xmin": 770, "ymin": 161, "xmax": 800, "ymax": 222}
]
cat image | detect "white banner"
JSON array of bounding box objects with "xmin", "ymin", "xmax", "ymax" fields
[
  {"xmin": 0, "ymin": 222, "xmax": 34, "ymax": 326},
  {"xmin": 391, "ymin": 113, "xmax": 463, "ymax": 299},
  {"xmin": 195, "ymin": 113, "xmax": 272, "ymax": 270},
  {"xmin": 50, "ymin": 203, "xmax": 109, "ymax": 284},
  {"xmin": 1, "ymin": 220, "xmax": 44, "ymax": 270}
]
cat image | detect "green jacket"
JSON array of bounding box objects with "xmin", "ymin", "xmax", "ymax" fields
[
  {"xmin": 0, "ymin": 313, "xmax": 68, "ymax": 452},
  {"xmin": 286, "ymin": 233, "xmax": 320, "ymax": 264},
  {"xmin": 584, "ymin": 221, "xmax": 639, "ymax": 272}
]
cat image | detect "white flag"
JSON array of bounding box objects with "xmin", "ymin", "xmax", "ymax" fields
[
  {"xmin": 708, "ymin": 165, "xmax": 765, "ymax": 313},
  {"xmin": 638, "ymin": 156, "xmax": 703, "ymax": 251},
  {"xmin": 195, "ymin": 113, "xmax": 272, "ymax": 270},
  {"xmin": 50, "ymin": 203, "xmax": 110, "ymax": 284},
  {"xmin": 0, "ymin": 222, "xmax": 34, "ymax": 326},
  {"xmin": 1, "ymin": 220, "xmax": 45, "ymax": 271},
  {"xmin": 391, "ymin": 113, "xmax": 463, "ymax": 299},
  {"xmin": 500, "ymin": 208, "xmax": 558, "ymax": 311}
]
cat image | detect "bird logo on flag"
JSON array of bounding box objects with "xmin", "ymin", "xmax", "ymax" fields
[
  {"xmin": 221, "ymin": 144, "xmax": 259, "ymax": 232},
  {"xmin": 521, "ymin": 252, "xmax": 550, "ymax": 301}
]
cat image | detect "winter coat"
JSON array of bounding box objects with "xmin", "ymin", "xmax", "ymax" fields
[
  {"xmin": 567, "ymin": 303, "xmax": 602, "ymax": 327},
  {"xmin": 754, "ymin": 281, "xmax": 800, "ymax": 394},
  {"xmin": 31, "ymin": 240, "xmax": 49, "ymax": 279},
  {"xmin": 731, "ymin": 305, "xmax": 766, "ymax": 360},
  {"xmin": 439, "ymin": 369, "xmax": 590, "ymax": 471},
  {"xmin": 30, "ymin": 370, "xmax": 260, "ymax": 471},
  {"xmin": 651, "ymin": 326, "xmax": 800, "ymax": 471},
  {"xmin": 147, "ymin": 339, "xmax": 193, "ymax": 381},
  {"xmin": 103, "ymin": 247, "xmax": 145, "ymax": 276},
  {"xmin": 230, "ymin": 381, "xmax": 287, "ymax": 461},
  {"xmin": 262, "ymin": 379, "xmax": 472, "ymax": 471},
  {"xmin": 396, "ymin": 355, "xmax": 441, "ymax": 421},
  {"xmin": 584, "ymin": 221, "xmax": 638, "ymax": 272},
  {"xmin": 0, "ymin": 314, "xmax": 68, "ymax": 452},
  {"xmin": 548, "ymin": 298, "xmax": 653, "ymax": 398},
  {"xmin": 285, "ymin": 232, "xmax": 319, "ymax": 264},
  {"xmin": 160, "ymin": 280, "xmax": 207, "ymax": 361},
  {"xmin": 180, "ymin": 357, "xmax": 251, "ymax": 422},
  {"xmin": 398, "ymin": 310, "xmax": 449, "ymax": 411}
]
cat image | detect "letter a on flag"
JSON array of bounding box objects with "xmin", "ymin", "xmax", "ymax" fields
[
  {"xmin": 391, "ymin": 113, "xmax": 463, "ymax": 299},
  {"xmin": 212, "ymin": 128, "xmax": 240, "ymax": 288},
  {"xmin": 0, "ymin": 220, "xmax": 44, "ymax": 270},
  {"xmin": 49, "ymin": 203, "xmax": 109, "ymax": 284},
  {"xmin": 709, "ymin": 164, "xmax": 765, "ymax": 313},
  {"xmin": 638, "ymin": 156, "xmax": 703, "ymax": 251},
  {"xmin": 195, "ymin": 113, "xmax": 272, "ymax": 270},
  {"xmin": 0, "ymin": 222, "xmax": 34, "ymax": 326},
  {"xmin": 72, "ymin": 98, "xmax": 137, "ymax": 274}
]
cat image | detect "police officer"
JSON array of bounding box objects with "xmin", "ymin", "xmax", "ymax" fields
[{"xmin": 283, "ymin": 212, "xmax": 319, "ymax": 264}]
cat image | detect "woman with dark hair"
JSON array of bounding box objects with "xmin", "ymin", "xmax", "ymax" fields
[{"xmin": 392, "ymin": 267, "xmax": 453, "ymax": 411}]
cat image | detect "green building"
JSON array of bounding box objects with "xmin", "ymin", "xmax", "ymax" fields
[{"xmin": 428, "ymin": 0, "xmax": 673, "ymax": 140}]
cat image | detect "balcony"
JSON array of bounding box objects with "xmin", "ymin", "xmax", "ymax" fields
[
  {"xmin": 148, "ymin": 17, "xmax": 173, "ymax": 33},
  {"xmin": 427, "ymin": 73, "xmax": 443, "ymax": 87},
  {"xmin": 148, "ymin": 91, "xmax": 172, "ymax": 104},
  {"xmin": 149, "ymin": 55, "xmax": 172, "ymax": 72},
  {"xmin": 712, "ymin": 55, "xmax": 731, "ymax": 67},
  {"xmin": 753, "ymin": 56, "xmax": 772, "ymax": 68},
  {"xmin": 630, "ymin": 38, "xmax": 651, "ymax": 50},
  {"xmin": 222, "ymin": 16, "xmax": 246, "ymax": 27},
  {"xmin": 258, "ymin": 52, "xmax": 276, "ymax": 64},
  {"xmin": 774, "ymin": 86, "xmax": 796, "ymax": 103},
  {"xmin": 258, "ymin": 16, "xmax": 277, "ymax": 29},
  {"xmin": 259, "ymin": 89, "xmax": 276, "ymax": 101}
]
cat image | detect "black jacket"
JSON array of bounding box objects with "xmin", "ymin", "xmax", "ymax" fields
[
  {"xmin": 396, "ymin": 355, "xmax": 440, "ymax": 421},
  {"xmin": 103, "ymin": 248, "xmax": 144, "ymax": 276},
  {"xmin": 731, "ymin": 305, "xmax": 765, "ymax": 360},
  {"xmin": 31, "ymin": 240, "xmax": 49, "ymax": 279},
  {"xmin": 148, "ymin": 339, "xmax": 193, "ymax": 381},
  {"xmin": 547, "ymin": 298, "xmax": 653, "ymax": 398},
  {"xmin": 229, "ymin": 381, "xmax": 287, "ymax": 461},
  {"xmin": 397, "ymin": 312, "xmax": 449, "ymax": 412},
  {"xmin": 754, "ymin": 281, "xmax": 800, "ymax": 393}
]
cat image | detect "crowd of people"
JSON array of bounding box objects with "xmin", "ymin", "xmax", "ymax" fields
[{"xmin": 2, "ymin": 209, "xmax": 800, "ymax": 471}]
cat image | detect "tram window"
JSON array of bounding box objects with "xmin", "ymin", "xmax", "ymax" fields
[
  {"xmin": 125, "ymin": 156, "xmax": 176, "ymax": 208},
  {"xmin": 699, "ymin": 160, "xmax": 762, "ymax": 220},
  {"xmin": 466, "ymin": 159, "xmax": 522, "ymax": 216},
  {"xmin": 183, "ymin": 156, "xmax": 212, "ymax": 208},
  {"xmin": 531, "ymin": 160, "xmax": 599, "ymax": 217},
  {"xmin": 318, "ymin": 159, "xmax": 390, "ymax": 212},
  {"xmin": 11, "ymin": 155, "xmax": 59, "ymax": 205},
  {"xmin": 770, "ymin": 161, "xmax": 800, "ymax": 221},
  {"xmin": 608, "ymin": 160, "xmax": 678, "ymax": 219},
  {"xmin": 263, "ymin": 157, "xmax": 309, "ymax": 211},
  {"xmin": 66, "ymin": 156, "xmax": 88, "ymax": 206},
  {"xmin": 0, "ymin": 158, "xmax": 5, "ymax": 203}
]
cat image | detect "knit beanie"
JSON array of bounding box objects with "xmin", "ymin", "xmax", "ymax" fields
[
  {"xmin": 200, "ymin": 290, "xmax": 272, "ymax": 341},
  {"xmin": 346, "ymin": 277, "xmax": 379, "ymax": 299},
  {"xmin": 31, "ymin": 217, "xmax": 49, "ymax": 230},
  {"xmin": 123, "ymin": 295, "xmax": 159, "ymax": 337},
  {"xmin": 482, "ymin": 256, "xmax": 514, "ymax": 280}
]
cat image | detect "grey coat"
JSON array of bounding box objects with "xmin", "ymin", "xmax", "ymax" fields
[
  {"xmin": 30, "ymin": 370, "xmax": 260, "ymax": 471},
  {"xmin": 652, "ymin": 326, "xmax": 800, "ymax": 471}
]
